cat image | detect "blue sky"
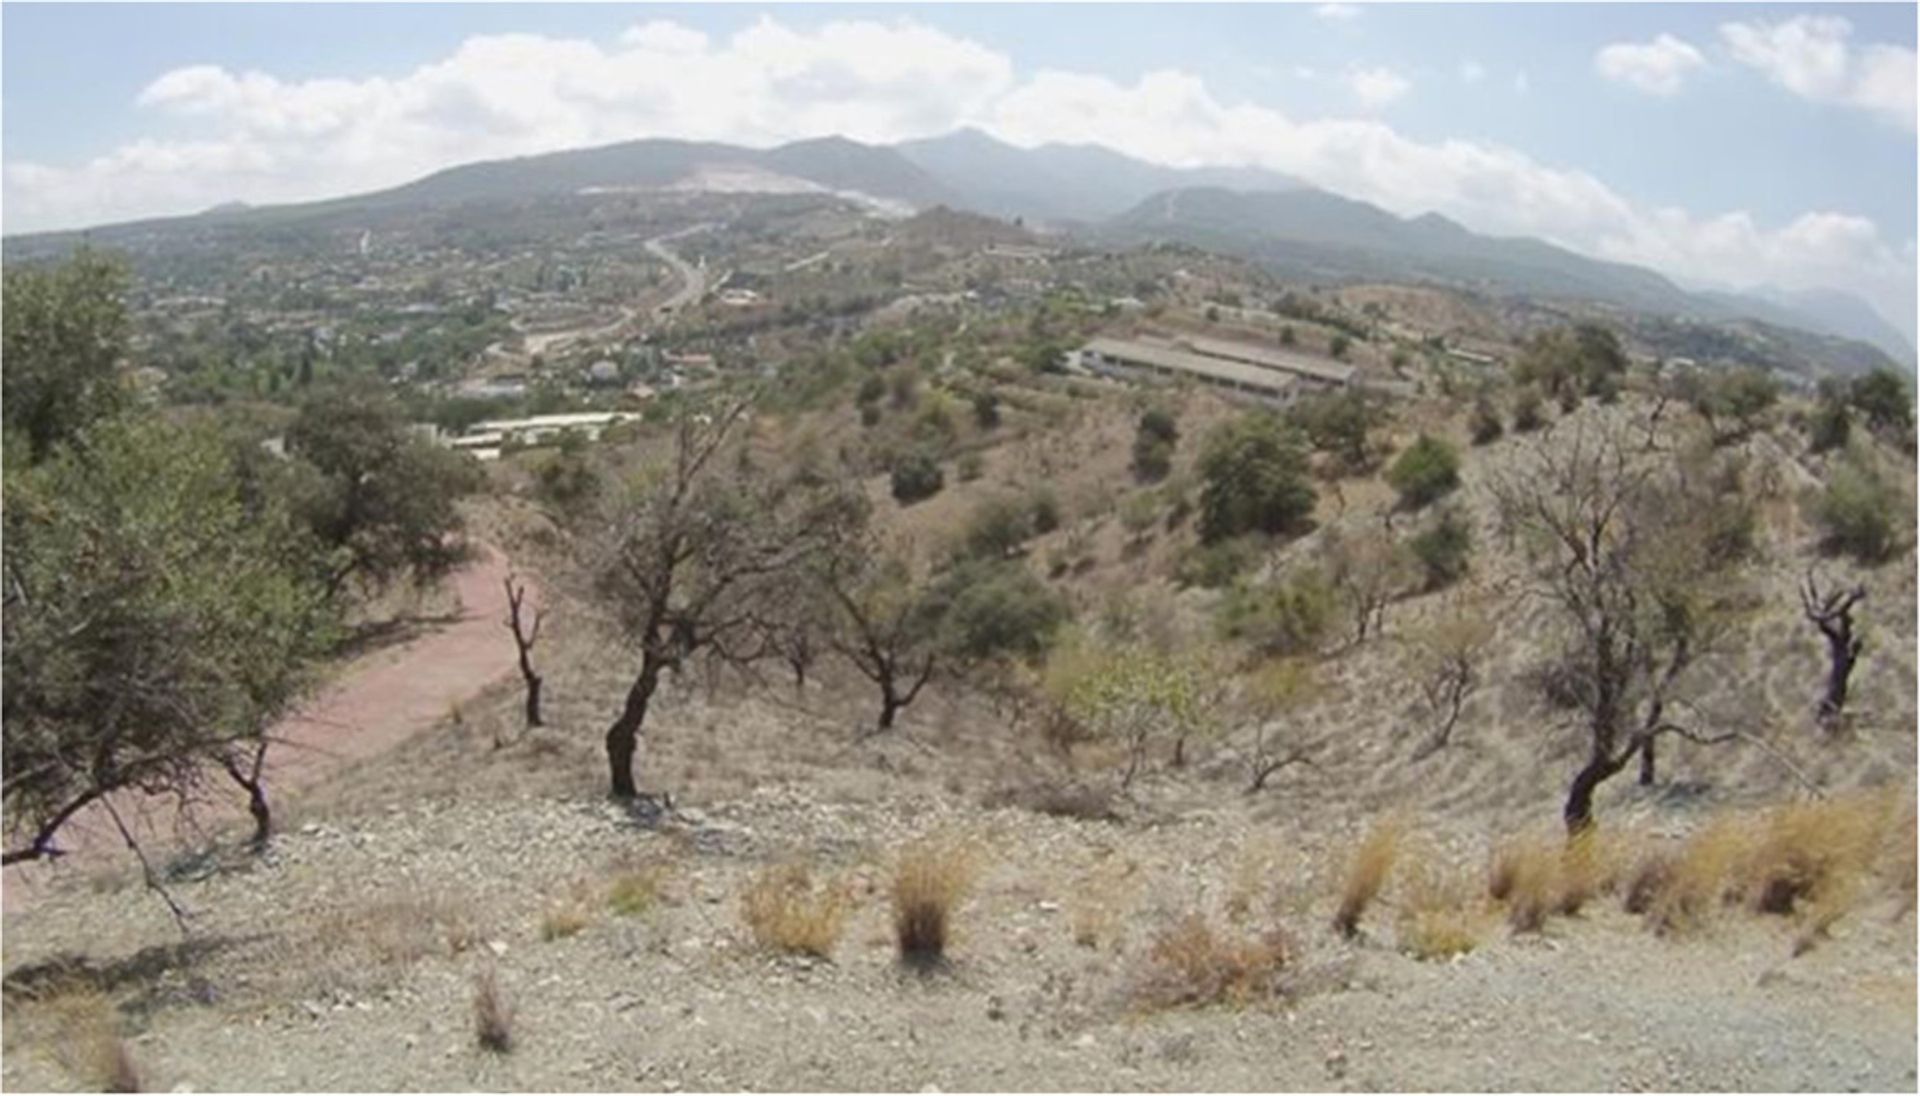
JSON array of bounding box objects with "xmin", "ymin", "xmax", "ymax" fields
[{"xmin": 3, "ymin": 3, "xmax": 1915, "ymax": 337}]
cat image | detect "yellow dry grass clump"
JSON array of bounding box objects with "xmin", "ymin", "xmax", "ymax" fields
[
  {"xmin": 1488, "ymin": 828, "xmax": 1626, "ymax": 933},
  {"xmin": 891, "ymin": 836, "xmax": 980, "ymax": 969},
  {"xmin": 742, "ymin": 861, "xmax": 853, "ymax": 959},
  {"xmin": 1333, "ymin": 816, "xmax": 1403, "ymax": 938},
  {"xmin": 1634, "ymin": 788, "xmax": 1910, "ymax": 947},
  {"xmin": 539, "ymin": 880, "xmax": 597, "ymax": 941},
  {"xmin": 1136, "ymin": 913, "xmax": 1294, "ymax": 1010},
  {"xmin": 1397, "ymin": 861, "xmax": 1490, "ymax": 960},
  {"xmin": 7, "ymin": 980, "xmax": 142, "ymax": 1092}
]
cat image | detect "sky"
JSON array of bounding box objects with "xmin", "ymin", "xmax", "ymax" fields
[{"xmin": 3, "ymin": 3, "xmax": 1915, "ymax": 340}]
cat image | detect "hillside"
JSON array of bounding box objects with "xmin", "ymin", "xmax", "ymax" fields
[{"xmin": 4, "ymin": 352, "xmax": 1915, "ymax": 1090}]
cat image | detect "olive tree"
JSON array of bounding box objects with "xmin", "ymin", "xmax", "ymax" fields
[
  {"xmin": 284, "ymin": 383, "xmax": 484, "ymax": 600},
  {"xmin": 2, "ymin": 249, "xmax": 130, "ymax": 462},
  {"xmin": 3, "ymin": 416, "xmax": 332, "ymax": 864}
]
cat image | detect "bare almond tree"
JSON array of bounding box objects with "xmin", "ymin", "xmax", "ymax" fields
[
  {"xmin": 503, "ymin": 573, "xmax": 545, "ymax": 729},
  {"xmin": 821, "ymin": 553, "xmax": 940, "ymax": 733},
  {"xmin": 1798, "ymin": 571, "xmax": 1866, "ymax": 727},
  {"xmin": 1490, "ymin": 421, "xmax": 1748, "ymax": 832},
  {"xmin": 577, "ymin": 399, "xmax": 866, "ymax": 800},
  {"xmin": 1408, "ymin": 607, "xmax": 1494, "ymax": 761}
]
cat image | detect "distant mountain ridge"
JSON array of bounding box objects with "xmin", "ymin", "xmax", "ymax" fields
[
  {"xmin": 894, "ymin": 127, "xmax": 1306, "ymax": 225},
  {"xmin": 4, "ymin": 128, "xmax": 1904, "ymax": 376}
]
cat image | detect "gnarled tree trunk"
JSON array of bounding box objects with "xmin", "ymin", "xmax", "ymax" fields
[{"xmin": 605, "ymin": 656, "xmax": 663, "ymax": 800}]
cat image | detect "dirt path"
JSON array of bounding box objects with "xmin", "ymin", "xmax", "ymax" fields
[{"xmin": 1, "ymin": 544, "xmax": 526, "ymax": 910}]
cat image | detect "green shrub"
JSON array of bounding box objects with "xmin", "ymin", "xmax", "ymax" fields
[
  {"xmin": 1176, "ymin": 535, "xmax": 1262, "ymax": 589},
  {"xmin": 1216, "ymin": 568, "xmax": 1336, "ymax": 656},
  {"xmin": 1512, "ymin": 387, "xmax": 1545, "ymax": 433},
  {"xmin": 1289, "ymin": 390, "xmax": 1382, "ymax": 470},
  {"xmin": 1132, "ymin": 407, "xmax": 1180, "ymax": 483},
  {"xmin": 1198, "ymin": 413, "xmax": 1316, "ymax": 543},
  {"xmin": 1470, "ymin": 396, "xmax": 1503, "ymax": 445},
  {"xmin": 929, "ymin": 560, "xmax": 1070, "ymax": 662},
  {"xmin": 1848, "ymin": 369, "xmax": 1913, "ymax": 438},
  {"xmin": 1386, "ymin": 435, "xmax": 1462, "ymax": 510},
  {"xmin": 972, "ymin": 390, "xmax": 1002, "ymax": 430},
  {"xmin": 1814, "ymin": 455, "xmax": 1902, "ymax": 563},
  {"xmin": 1807, "ymin": 392, "xmax": 1852, "ymax": 454},
  {"xmin": 1408, "ymin": 508, "xmax": 1472, "ymax": 591},
  {"xmin": 891, "ymin": 449, "xmax": 945, "ymax": 504}
]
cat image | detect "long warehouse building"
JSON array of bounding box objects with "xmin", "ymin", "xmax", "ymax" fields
[{"xmin": 1075, "ymin": 335, "xmax": 1355, "ymax": 405}]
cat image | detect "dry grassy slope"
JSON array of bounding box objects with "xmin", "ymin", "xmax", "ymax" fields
[{"xmin": 3, "ymin": 377, "xmax": 1915, "ymax": 1093}]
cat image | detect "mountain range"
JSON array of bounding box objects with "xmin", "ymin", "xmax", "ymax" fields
[{"xmin": 11, "ymin": 128, "xmax": 1910, "ymax": 373}]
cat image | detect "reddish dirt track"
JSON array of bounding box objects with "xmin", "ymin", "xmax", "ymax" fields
[{"xmin": 2, "ymin": 545, "xmax": 524, "ymax": 912}]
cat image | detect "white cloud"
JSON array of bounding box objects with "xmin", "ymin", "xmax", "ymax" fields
[
  {"xmin": 1346, "ymin": 66, "xmax": 1410, "ymax": 108},
  {"xmin": 1720, "ymin": 15, "xmax": 1915, "ymax": 130},
  {"xmin": 1513, "ymin": 70, "xmax": 1531, "ymax": 95},
  {"xmin": 1313, "ymin": 4, "xmax": 1363, "ymax": 22},
  {"xmin": 1459, "ymin": 60, "xmax": 1486, "ymax": 84},
  {"xmin": 5, "ymin": 15, "xmax": 1911, "ymax": 343},
  {"xmin": 1594, "ymin": 33, "xmax": 1706, "ymax": 96}
]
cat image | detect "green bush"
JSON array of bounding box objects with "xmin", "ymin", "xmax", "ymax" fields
[
  {"xmin": 1470, "ymin": 396, "xmax": 1504, "ymax": 445},
  {"xmin": 929, "ymin": 560, "xmax": 1070, "ymax": 662},
  {"xmin": 1386, "ymin": 434, "xmax": 1462, "ymax": 509},
  {"xmin": 972, "ymin": 390, "xmax": 1002, "ymax": 430},
  {"xmin": 1216, "ymin": 568, "xmax": 1336, "ymax": 656},
  {"xmin": 1198, "ymin": 413, "xmax": 1316, "ymax": 543},
  {"xmin": 1849, "ymin": 369, "xmax": 1914, "ymax": 438},
  {"xmin": 1512, "ymin": 387, "xmax": 1546, "ymax": 433},
  {"xmin": 1814, "ymin": 455, "xmax": 1902, "ymax": 563},
  {"xmin": 1407, "ymin": 508, "xmax": 1472, "ymax": 591},
  {"xmin": 1807, "ymin": 391, "xmax": 1852, "ymax": 454},
  {"xmin": 891, "ymin": 449, "xmax": 945, "ymax": 504},
  {"xmin": 1132, "ymin": 407, "xmax": 1180, "ymax": 483},
  {"xmin": 1287, "ymin": 390, "xmax": 1382, "ymax": 470},
  {"xmin": 1176, "ymin": 535, "xmax": 1262, "ymax": 589}
]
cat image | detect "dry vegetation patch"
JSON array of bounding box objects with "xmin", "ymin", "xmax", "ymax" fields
[
  {"xmin": 472, "ymin": 967, "xmax": 514, "ymax": 1053},
  {"xmin": 742, "ymin": 861, "xmax": 853, "ymax": 959},
  {"xmin": 1135, "ymin": 913, "xmax": 1294, "ymax": 1010},
  {"xmin": 5, "ymin": 980, "xmax": 143, "ymax": 1092},
  {"xmin": 1333, "ymin": 816, "xmax": 1403, "ymax": 938},
  {"xmin": 891, "ymin": 836, "xmax": 980, "ymax": 969}
]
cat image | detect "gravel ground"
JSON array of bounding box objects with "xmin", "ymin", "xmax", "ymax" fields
[{"xmin": 3, "ymin": 770, "xmax": 1913, "ymax": 1093}]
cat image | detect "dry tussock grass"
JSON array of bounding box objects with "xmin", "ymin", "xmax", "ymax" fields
[
  {"xmin": 1333, "ymin": 816, "xmax": 1403, "ymax": 938},
  {"xmin": 312, "ymin": 891, "xmax": 481, "ymax": 973},
  {"xmin": 1068, "ymin": 859, "xmax": 1140, "ymax": 951},
  {"xmin": 472, "ymin": 968, "xmax": 514, "ymax": 1053},
  {"xmin": 1135, "ymin": 913, "xmax": 1294, "ymax": 1010},
  {"xmin": 7, "ymin": 980, "xmax": 142, "ymax": 1091},
  {"xmin": 891, "ymin": 836, "xmax": 980, "ymax": 969},
  {"xmin": 539, "ymin": 881, "xmax": 597, "ymax": 941},
  {"xmin": 1396, "ymin": 860, "xmax": 1489, "ymax": 960},
  {"xmin": 742, "ymin": 861, "xmax": 853, "ymax": 959},
  {"xmin": 1742, "ymin": 797, "xmax": 1880, "ymax": 917},
  {"xmin": 605, "ymin": 856, "xmax": 673, "ymax": 918}
]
